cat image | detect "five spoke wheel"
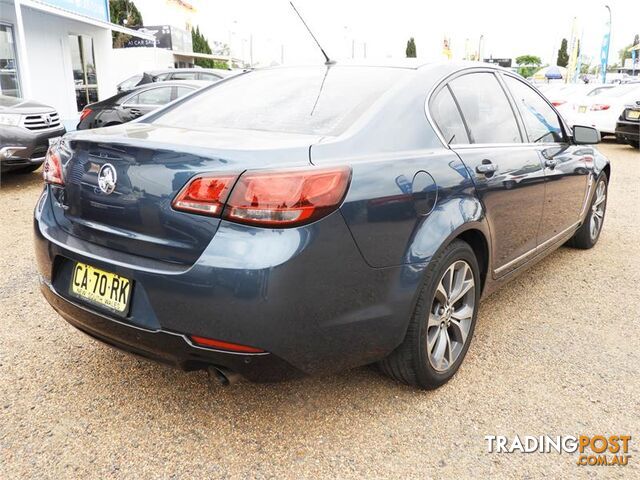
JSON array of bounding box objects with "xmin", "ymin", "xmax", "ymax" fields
[
  {"xmin": 427, "ymin": 260, "xmax": 475, "ymax": 372},
  {"xmin": 590, "ymin": 179, "xmax": 606, "ymax": 241}
]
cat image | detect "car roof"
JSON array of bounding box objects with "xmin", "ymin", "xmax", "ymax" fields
[
  {"xmin": 130, "ymin": 80, "xmax": 212, "ymax": 90},
  {"xmin": 145, "ymin": 68, "xmax": 235, "ymax": 77}
]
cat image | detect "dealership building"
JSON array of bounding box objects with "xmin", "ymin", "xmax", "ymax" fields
[{"xmin": 0, "ymin": 0, "xmax": 155, "ymax": 127}]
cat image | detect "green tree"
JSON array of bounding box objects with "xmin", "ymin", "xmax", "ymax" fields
[
  {"xmin": 556, "ymin": 38, "xmax": 569, "ymax": 67},
  {"xmin": 515, "ymin": 54, "xmax": 542, "ymax": 78},
  {"xmin": 191, "ymin": 26, "xmax": 228, "ymax": 69},
  {"xmin": 109, "ymin": 0, "xmax": 143, "ymax": 48},
  {"xmin": 405, "ymin": 37, "xmax": 417, "ymax": 58},
  {"xmin": 619, "ymin": 33, "xmax": 639, "ymax": 65}
]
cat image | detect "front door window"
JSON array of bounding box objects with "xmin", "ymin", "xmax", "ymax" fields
[{"xmin": 69, "ymin": 34, "xmax": 98, "ymax": 111}]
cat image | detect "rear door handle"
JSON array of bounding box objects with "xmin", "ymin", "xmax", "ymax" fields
[
  {"xmin": 476, "ymin": 161, "xmax": 497, "ymax": 175},
  {"xmin": 545, "ymin": 159, "xmax": 557, "ymax": 169}
]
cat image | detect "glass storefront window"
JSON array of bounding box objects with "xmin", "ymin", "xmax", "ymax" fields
[
  {"xmin": 0, "ymin": 24, "xmax": 21, "ymax": 98},
  {"xmin": 69, "ymin": 34, "xmax": 98, "ymax": 111}
]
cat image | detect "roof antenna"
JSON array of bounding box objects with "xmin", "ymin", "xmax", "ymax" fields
[{"xmin": 289, "ymin": 2, "xmax": 335, "ymax": 65}]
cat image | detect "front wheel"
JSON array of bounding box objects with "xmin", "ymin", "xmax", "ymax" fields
[
  {"xmin": 379, "ymin": 240, "xmax": 480, "ymax": 389},
  {"xmin": 568, "ymin": 174, "xmax": 608, "ymax": 249}
]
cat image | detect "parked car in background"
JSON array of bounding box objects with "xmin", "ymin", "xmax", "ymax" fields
[
  {"xmin": 615, "ymin": 100, "xmax": 640, "ymax": 148},
  {"xmin": 562, "ymin": 84, "xmax": 640, "ymax": 136},
  {"xmin": 117, "ymin": 68, "xmax": 234, "ymax": 92},
  {"xmin": 546, "ymin": 84, "xmax": 614, "ymax": 107},
  {"xmin": 0, "ymin": 95, "xmax": 65, "ymax": 173},
  {"xmin": 35, "ymin": 63, "xmax": 610, "ymax": 390},
  {"xmin": 77, "ymin": 80, "xmax": 210, "ymax": 130}
]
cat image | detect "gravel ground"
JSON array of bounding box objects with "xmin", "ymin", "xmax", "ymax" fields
[{"xmin": 1, "ymin": 142, "xmax": 638, "ymax": 479}]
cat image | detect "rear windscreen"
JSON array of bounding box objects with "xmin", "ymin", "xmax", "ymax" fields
[{"xmin": 149, "ymin": 66, "xmax": 409, "ymax": 136}]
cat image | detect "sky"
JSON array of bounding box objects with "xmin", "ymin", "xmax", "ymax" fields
[{"xmin": 191, "ymin": 0, "xmax": 639, "ymax": 67}]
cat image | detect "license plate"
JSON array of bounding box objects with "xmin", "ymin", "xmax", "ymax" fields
[
  {"xmin": 578, "ymin": 106, "xmax": 587, "ymax": 113},
  {"xmin": 48, "ymin": 136, "xmax": 61, "ymax": 146},
  {"xmin": 70, "ymin": 262, "xmax": 132, "ymax": 315},
  {"xmin": 627, "ymin": 110, "xmax": 640, "ymax": 120}
]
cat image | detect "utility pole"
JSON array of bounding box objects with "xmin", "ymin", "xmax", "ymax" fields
[
  {"xmin": 478, "ymin": 35, "xmax": 484, "ymax": 62},
  {"xmin": 363, "ymin": 42, "xmax": 367, "ymax": 59}
]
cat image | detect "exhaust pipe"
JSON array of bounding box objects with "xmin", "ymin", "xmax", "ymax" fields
[{"xmin": 208, "ymin": 366, "xmax": 243, "ymax": 386}]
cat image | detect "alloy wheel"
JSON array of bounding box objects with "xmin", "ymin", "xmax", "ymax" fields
[
  {"xmin": 590, "ymin": 180, "xmax": 607, "ymax": 241},
  {"xmin": 426, "ymin": 260, "xmax": 476, "ymax": 372}
]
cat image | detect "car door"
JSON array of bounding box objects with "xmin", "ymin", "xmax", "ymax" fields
[
  {"xmin": 120, "ymin": 85, "xmax": 174, "ymax": 121},
  {"xmin": 432, "ymin": 71, "xmax": 546, "ymax": 275},
  {"xmin": 502, "ymin": 74, "xmax": 590, "ymax": 245}
]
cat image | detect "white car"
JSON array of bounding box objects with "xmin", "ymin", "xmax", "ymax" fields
[
  {"xmin": 562, "ymin": 84, "xmax": 640, "ymax": 135},
  {"xmin": 547, "ymin": 84, "xmax": 615, "ymax": 108}
]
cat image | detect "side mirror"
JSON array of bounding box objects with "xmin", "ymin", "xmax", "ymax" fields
[{"xmin": 573, "ymin": 125, "xmax": 600, "ymax": 145}]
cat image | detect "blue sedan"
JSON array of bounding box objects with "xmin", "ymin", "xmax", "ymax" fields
[{"xmin": 35, "ymin": 62, "xmax": 610, "ymax": 389}]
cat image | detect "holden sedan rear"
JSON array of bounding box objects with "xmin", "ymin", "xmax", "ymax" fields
[{"xmin": 35, "ymin": 63, "xmax": 609, "ymax": 389}]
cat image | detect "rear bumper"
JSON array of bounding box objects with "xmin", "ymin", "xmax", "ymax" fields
[
  {"xmin": 39, "ymin": 279, "xmax": 302, "ymax": 382},
  {"xmin": 615, "ymin": 120, "xmax": 639, "ymax": 142},
  {"xmin": 34, "ymin": 187, "xmax": 419, "ymax": 381}
]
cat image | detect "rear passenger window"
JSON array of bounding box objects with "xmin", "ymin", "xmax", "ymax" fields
[
  {"xmin": 449, "ymin": 73, "xmax": 522, "ymax": 144},
  {"xmin": 199, "ymin": 72, "xmax": 221, "ymax": 81},
  {"xmin": 503, "ymin": 76, "xmax": 565, "ymax": 143},
  {"xmin": 430, "ymin": 86, "xmax": 469, "ymax": 144},
  {"xmin": 171, "ymin": 72, "xmax": 198, "ymax": 80},
  {"xmin": 175, "ymin": 86, "xmax": 195, "ymax": 98}
]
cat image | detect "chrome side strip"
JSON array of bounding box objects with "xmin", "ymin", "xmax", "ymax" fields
[{"xmin": 494, "ymin": 221, "xmax": 580, "ymax": 276}]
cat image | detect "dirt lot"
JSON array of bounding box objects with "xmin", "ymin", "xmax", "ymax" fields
[{"xmin": 0, "ymin": 142, "xmax": 638, "ymax": 479}]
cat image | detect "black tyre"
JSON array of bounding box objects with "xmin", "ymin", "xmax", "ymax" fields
[
  {"xmin": 568, "ymin": 174, "xmax": 608, "ymax": 249},
  {"xmin": 629, "ymin": 140, "xmax": 639, "ymax": 149},
  {"xmin": 379, "ymin": 240, "xmax": 481, "ymax": 389}
]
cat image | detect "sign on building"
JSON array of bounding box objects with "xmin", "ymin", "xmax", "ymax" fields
[{"xmin": 39, "ymin": 0, "xmax": 110, "ymax": 22}]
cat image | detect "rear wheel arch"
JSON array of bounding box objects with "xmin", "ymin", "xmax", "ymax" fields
[{"xmin": 455, "ymin": 228, "xmax": 489, "ymax": 295}]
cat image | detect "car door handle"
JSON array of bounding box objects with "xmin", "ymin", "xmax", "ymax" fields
[
  {"xmin": 476, "ymin": 161, "xmax": 497, "ymax": 175},
  {"xmin": 545, "ymin": 159, "xmax": 557, "ymax": 169}
]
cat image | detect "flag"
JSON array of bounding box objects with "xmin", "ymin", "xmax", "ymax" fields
[{"xmin": 600, "ymin": 12, "xmax": 611, "ymax": 83}]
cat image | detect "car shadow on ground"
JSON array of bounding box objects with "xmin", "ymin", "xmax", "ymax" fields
[{"xmin": 0, "ymin": 168, "xmax": 43, "ymax": 192}]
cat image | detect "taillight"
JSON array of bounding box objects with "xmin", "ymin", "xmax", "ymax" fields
[
  {"xmin": 173, "ymin": 166, "xmax": 352, "ymax": 227},
  {"xmin": 42, "ymin": 145, "xmax": 64, "ymax": 185},
  {"xmin": 79, "ymin": 108, "xmax": 92, "ymax": 122},
  {"xmin": 224, "ymin": 166, "xmax": 351, "ymax": 227},
  {"xmin": 190, "ymin": 335, "xmax": 265, "ymax": 353},
  {"xmin": 551, "ymin": 101, "xmax": 565, "ymax": 107},
  {"xmin": 172, "ymin": 173, "xmax": 238, "ymax": 216},
  {"xmin": 590, "ymin": 104, "xmax": 610, "ymax": 111}
]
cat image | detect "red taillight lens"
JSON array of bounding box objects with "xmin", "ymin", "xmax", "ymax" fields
[
  {"xmin": 172, "ymin": 173, "xmax": 238, "ymax": 216},
  {"xmin": 42, "ymin": 146, "xmax": 64, "ymax": 185},
  {"xmin": 79, "ymin": 108, "xmax": 92, "ymax": 122},
  {"xmin": 590, "ymin": 104, "xmax": 610, "ymax": 111},
  {"xmin": 223, "ymin": 166, "xmax": 351, "ymax": 227},
  {"xmin": 551, "ymin": 101, "xmax": 566, "ymax": 107},
  {"xmin": 190, "ymin": 335, "xmax": 265, "ymax": 353}
]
